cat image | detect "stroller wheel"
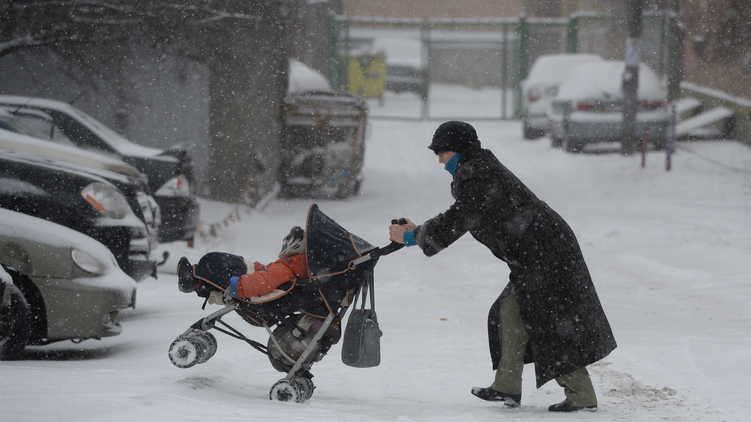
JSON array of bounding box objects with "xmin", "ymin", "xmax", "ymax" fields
[
  {"xmin": 168, "ymin": 336, "xmax": 203, "ymax": 368},
  {"xmin": 294, "ymin": 375, "xmax": 315, "ymax": 402},
  {"xmin": 190, "ymin": 332, "xmax": 217, "ymax": 364},
  {"xmin": 269, "ymin": 379, "xmax": 303, "ymax": 403}
]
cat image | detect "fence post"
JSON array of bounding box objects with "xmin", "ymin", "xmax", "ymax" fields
[
  {"xmin": 515, "ymin": 14, "xmax": 529, "ymax": 119},
  {"xmin": 421, "ymin": 21, "xmax": 431, "ymax": 120},
  {"xmin": 566, "ymin": 15, "xmax": 579, "ymax": 53},
  {"xmin": 328, "ymin": 13, "xmax": 341, "ymax": 91},
  {"xmin": 502, "ymin": 22, "xmax": 509, "ymax": 119},
  {"xmin": 621, "ymin": 0, "xmax": 644, "ymax": 155},
  {"xmin": 342, "ymin": 19, "xmax": 351, "ymax": 94},
  {"xmin": 666, "ymin": 104, "xmax": 676, "ymax": 171}
]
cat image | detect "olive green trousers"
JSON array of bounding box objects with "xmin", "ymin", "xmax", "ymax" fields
[{"xmin": 490, "ymin": 294, "xmax": 598, "ymax": 407}]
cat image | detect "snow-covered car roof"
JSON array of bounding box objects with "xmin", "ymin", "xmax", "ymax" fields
[
  {"xmin": 0, "ymin": 127, "xmax": 143, "ymax": 178},
  {"xmin": 522, "ymin": 54, "xmax": 603, "ymax": 89},
  {"xmin": 0, "ymin": 263, "xmax": 11, "ymax": 285},
  {"xmin": 0, "ymin": 95, "xmax": 169, "ymax": 159},
  {"xmin": 555, "ymin": 60, "xmax": 666, "ymax": 102}
]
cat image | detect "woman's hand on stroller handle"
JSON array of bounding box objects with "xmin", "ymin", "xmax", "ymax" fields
[{"xmin": 388, "ymin": 217, "xmax": 416, "ymax": 244}]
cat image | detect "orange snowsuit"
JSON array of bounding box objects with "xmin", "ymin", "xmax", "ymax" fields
[{"xmin": 235, "ymin": 253, "xmax": 308, "ymax": 298}]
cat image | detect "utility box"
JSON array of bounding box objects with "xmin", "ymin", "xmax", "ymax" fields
[
  {"xmin": 348, "ymin": 53, "xmax": 387, "ymax": 99},
  {"xmin": 281, "ymin": 91, "xmax": 368, "ymax": 199}
]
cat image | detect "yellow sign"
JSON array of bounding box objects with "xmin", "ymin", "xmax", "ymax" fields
[{"xmin": 348, "ymin": 53, "xmax": 386, "ymax": 99}]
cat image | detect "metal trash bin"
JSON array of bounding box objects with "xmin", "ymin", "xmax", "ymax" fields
[{"xmin": 281, "ymin": 91, "xmax": 368, "ymax": 199}]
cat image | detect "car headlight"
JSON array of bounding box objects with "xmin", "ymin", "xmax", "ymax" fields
[
  {"xmin": 155, "ymin": 174, "xmax": 190, "ymax": 197},
  {"xmin": 81, "ymin": 182, "xmax": 131, "ymax": 219},
  {"xmin": 71, "ymin": 248, "xmax": 105, "ymax": 274}
]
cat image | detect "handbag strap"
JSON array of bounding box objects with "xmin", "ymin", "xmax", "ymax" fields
[{"xmin": 353, "ymin": 273, "xmax": 376, "ymax": 311}]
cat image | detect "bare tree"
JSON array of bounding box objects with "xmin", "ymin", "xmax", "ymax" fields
[{"xmin": 0, "ymin": 0, "xmax": 300, "ymax": 205}]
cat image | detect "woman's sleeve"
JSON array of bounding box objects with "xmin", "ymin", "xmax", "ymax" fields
[{"xmin": 415, "ymin": 171, "xmax": 490, "ymax": 257}]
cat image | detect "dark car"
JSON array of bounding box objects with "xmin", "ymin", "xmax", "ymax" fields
[
  {"xmin": 280, "ymin": 91, "xmax": 368, "ymax": 199},
  {"xmin": 0, "ymin": 96, "xmax": 199, "ymax": 244},
  {"xmin": 0, "ymin": 123, "xmax": 160, "ymax": 251},
  {"xmin": 385, "ymin": 64, "xmax": 427, "ymax": 99},
  {"xmin": 0, "ymin": 148, "xmax": 156, "ymax": 281}
]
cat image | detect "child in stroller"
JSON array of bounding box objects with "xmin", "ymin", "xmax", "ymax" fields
[
  {"xmin": 177, "ymin": 225, "xmax": 316, "ymax": 324},
  {"xmin": 168, "ymin": 204, "xmax": 402, "ymax": 402}
]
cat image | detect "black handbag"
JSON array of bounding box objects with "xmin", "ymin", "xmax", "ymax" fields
[{"xmin": 341, "ymin": 274, "xmax": 381, "ymax": 367}]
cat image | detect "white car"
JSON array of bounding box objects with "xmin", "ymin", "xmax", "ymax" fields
[
  {"xmin": 520, "ymin": 54, "xmax": 603, "ymax": 139},
  {"xmin": 0, "ymin": 208, "xmax": 137, "ymax": 359},
  {"xmin": 546, "ymin": 60, "xmax": 668, "ymax": 152}
]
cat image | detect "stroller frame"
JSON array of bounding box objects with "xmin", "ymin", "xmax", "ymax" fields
[
  {"xmin": 168, "ymin": 204, "xmax": 403, "ymax": 403},
  {"xmin": 169, "ymin": 300, "xmax": 344, "ymax": 402}
]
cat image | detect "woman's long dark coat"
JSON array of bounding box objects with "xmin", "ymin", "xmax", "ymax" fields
[{"xmin": 414, "ymin": 147, "xmax": 616, "ymax": 388}]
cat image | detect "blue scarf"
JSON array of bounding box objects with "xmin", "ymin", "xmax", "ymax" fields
[{"xmin": 444, "ymin": 153, "xmax": 462, "ymax": 176}]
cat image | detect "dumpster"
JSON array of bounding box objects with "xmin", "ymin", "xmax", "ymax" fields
[
  {"xmin": 348, "ymin": 53, "xmax": 387, "ymax": 99},
  {"xmin": 281, "ymin": 91, "xmax": 368, "ymax": 199}
]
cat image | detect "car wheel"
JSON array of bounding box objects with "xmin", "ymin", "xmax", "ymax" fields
[
  {"xmin": 0, "ymin": 282, "xmax": 31, "ymax": 360},
  {"xmin": 522, "ymin": 119, "xmax": 544, "ymax": 140},
  {"xmin": 563, "ymin": 134, "xmax": 583, "ymax": 153},
  {"xmin": 522, "ymin": 120, "xmax": 535, "ymax": 139}
]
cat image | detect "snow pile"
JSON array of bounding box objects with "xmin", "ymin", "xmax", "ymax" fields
[{"xmin": 287, "ymin": 59, "xmax": 331, "ymax": 94}]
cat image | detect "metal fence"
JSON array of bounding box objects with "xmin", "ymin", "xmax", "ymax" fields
[{"xmin": 328, "ymin": 11, "xmax": 677, "ymax": 121}]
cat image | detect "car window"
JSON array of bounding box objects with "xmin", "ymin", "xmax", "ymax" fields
[
  {"xmin": 44, "ymin": 110, "xmax": 118, "ymax": 153},
  {"xmin": 0, "ymin": 107, "xmax": 79, "ymax": 148}
]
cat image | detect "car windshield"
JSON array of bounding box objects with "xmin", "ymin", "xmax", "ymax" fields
[{"xmin": 64, "ymin": 105, "xmax": 166, "ymax": 158}]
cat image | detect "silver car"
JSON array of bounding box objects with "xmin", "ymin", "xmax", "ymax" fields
[
  {"xmin": 547, "ymin": 60, "xmax": 668, "ymax": 152},
  {"xmin": 520, "ymin": 54, "xmax": 603, "ymax": 139},
  {"xmin": 0, "ymin": 208, "xmax": 137, "ymax": 360}
]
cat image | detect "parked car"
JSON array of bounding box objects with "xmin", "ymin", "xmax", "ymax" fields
[
  {"xmin": 0, "ymin": 147, "xmax": 156, "ymax": 281},
  {"xmin": 546, "ymin": 60, "xmax": 668, "ymax": 152},
  {"xmin": 386, "ymin": 64, "xmax": 427, "ymax": 99},
  {"xmin": 0, "ymin": 208, "xmax": 137, "ymax": 360},
  {"xmin": 0, "ymin": 96, "xmax": 199, "ymax": 243},
  {"xmin": 520, "ymin": 54, "xmax": 603, "ymax": 139},
  {"xmin": 371, "ymin": 37, "xmax": 426, "ymax": 99},
  {"xmin": 0, "ymin": 122, "xmax": 160, "ymax": 249}
]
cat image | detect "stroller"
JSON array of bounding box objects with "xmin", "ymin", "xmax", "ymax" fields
[{"xmin": 168, "ymin": 204, "xmax": 402, "ymax": 402}]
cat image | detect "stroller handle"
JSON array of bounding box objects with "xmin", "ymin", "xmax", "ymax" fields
[
  {"xmin": 352, "ymin": 217, "xmax": 409, "ymax": 266},
  {"xmin": 352, "ymin": 241, "xmax": 404, "ymax": 267},
  {"xmin": 370, "ymin": 241, "xmax": 405, "ymax": 258}
]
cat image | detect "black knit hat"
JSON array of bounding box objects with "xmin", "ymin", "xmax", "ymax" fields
[{"xmin": 428, "ymin": 121, "xmax": 480, "ymax": 154}]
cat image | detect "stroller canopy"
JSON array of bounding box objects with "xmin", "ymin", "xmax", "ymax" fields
[{"xmin": 305, "ymin": 203, "xmax": 375, "ymax": 280}]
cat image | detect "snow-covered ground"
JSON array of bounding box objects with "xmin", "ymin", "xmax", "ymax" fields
[{"xmin": 2, "ymin": 87, "xmax": 751, "ymax": 422}]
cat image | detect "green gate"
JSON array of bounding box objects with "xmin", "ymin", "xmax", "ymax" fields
[{"xmin": 329, "ymin": 12, "xmax": 675, "ymax": 121}]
